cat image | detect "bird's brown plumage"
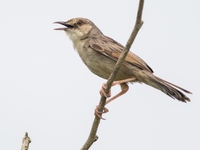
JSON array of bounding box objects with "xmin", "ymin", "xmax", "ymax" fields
[
  {"xmin": 89, "ymin": 36, "xmax": 154, "ymax": 73},
  {"xmin": 88, "ymin": 35, "xmax": 191, "ymax": 102},
  {"xmin": 55, "ymin": 17, "xmax": 191, "ymax": 103}
]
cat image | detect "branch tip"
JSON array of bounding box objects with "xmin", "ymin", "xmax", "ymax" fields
[{"xmin": 21, "ymin": 132, "xmax": 31, "ymax": 150}]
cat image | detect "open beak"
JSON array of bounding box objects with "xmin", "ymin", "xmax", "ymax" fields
[{"xmin": 54, "ymin": 21, "xmax": 73, "ymax": 30}]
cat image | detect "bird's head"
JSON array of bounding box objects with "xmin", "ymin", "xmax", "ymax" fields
[{"xmin": 55, "ymin": 18, "xmax": 102, "ymax": 41}]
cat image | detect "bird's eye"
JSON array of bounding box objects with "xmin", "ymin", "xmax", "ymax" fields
[{"xmin": 77, "ymin": 21, "xmax": 83, "ymax": 26}]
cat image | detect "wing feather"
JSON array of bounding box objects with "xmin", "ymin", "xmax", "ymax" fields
[{"xmin": 88, "ymin": 36, "xmax": 153, "ymax": 73}]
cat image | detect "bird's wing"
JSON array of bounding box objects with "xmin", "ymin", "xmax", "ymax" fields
[{"xmin": 88, "ymin": 36, "xmax": 153, "ymax": 73}]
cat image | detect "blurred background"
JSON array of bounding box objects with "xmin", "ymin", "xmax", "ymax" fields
[{"xmin": 0, "ymin": 0, "xmax": 199, "ymax": 149}]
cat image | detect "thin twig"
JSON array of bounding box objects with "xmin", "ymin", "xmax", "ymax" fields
[
  {"xmin": 81, "ymin": 0, "xmax": 144, "ymax": 149},
  {"xmin": 21, "ymin": 132, "xmax": 31, "ymax": 150}
]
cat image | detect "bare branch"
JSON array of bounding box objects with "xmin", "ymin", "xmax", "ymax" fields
[
  {"xmin": 81, "ymin": 0, "xmax": 144, "ymax": 149},
  {"xmin": 21, "ymin": 132, "xmax": 31, "ymax": 150}
]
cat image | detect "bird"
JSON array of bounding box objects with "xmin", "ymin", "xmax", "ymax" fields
[{"xmin": 54, "ymin": 17, "xmax": 191, "ymax": 118}]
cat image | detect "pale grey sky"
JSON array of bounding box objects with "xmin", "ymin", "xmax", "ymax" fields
[{"xmin": 0, "ymin": 0, "xmax": 199, "ymax": 150}]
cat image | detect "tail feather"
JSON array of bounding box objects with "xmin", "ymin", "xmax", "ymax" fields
[
  {"xmin": 155, "ymin": 76, "xmax": 192, "ymax": 94},
  {"xmin": 136, "ymin": 71, "xmax": 191, "ymax": 102}
]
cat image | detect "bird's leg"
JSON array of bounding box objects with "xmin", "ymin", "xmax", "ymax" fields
[
  {"xmin": 99, "ymin": 83, "xmax": 111, "ymax": 98},
  {"xmin": 95, "ymin": 77, "xmax": 136, "ymax": 119},
  {"xmin": 110, "ymin": 77, "xmax": 136, "ymax": 87},
  {"xmin": 99, "ymin": 77, "xmax": 136, "ymax": 97},
  {"xmin": 105, "ymin": 83, "xmax": 129, "ymax": 105},
  {"xmin": 94, "ymin": 106, "xmax": 109, "ymax": 120}
]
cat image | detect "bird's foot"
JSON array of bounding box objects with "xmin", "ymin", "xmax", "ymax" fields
[
  {"xmin": 94, "ymin": 105, "xmax": 109, "ymax": 120},
  {"xmin": 99, "ymin": 83, "xmax": 111, "ymax": 98}
]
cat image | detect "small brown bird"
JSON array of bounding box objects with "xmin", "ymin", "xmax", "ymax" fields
[{"xmin": 55, "ymin": 18, "xmax": 191, "ymax": 117}]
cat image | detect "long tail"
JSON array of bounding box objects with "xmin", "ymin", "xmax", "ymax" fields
[{"xmin": 135, "ymin": 70, "xmax": 192, "ymax": 102}]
